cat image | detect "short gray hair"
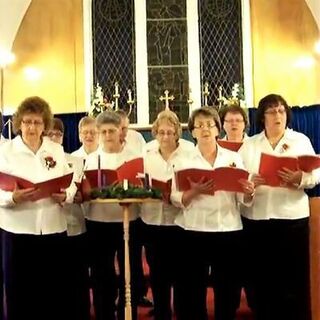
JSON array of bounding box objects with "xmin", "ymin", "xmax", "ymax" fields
[{"xmin": 96, "ymin": 111, "xmax": 121, "ymax": 128}]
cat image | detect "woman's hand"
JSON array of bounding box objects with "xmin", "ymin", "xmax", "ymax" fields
[
  {"xmin": 278, "ymin": 167, "xmax": 302, "ymax": 186},
  {"xmin": 51, "ymin": 192, "xmax": 67, "ymax": 205},
  {"xmin": 239, "ymin": 179, "xmax": 255, "ymax": 195},
  {"xmin": 251, "ymin": 174, "xmax": 265, "ymax": 187},
  {"xmin": 188, "ymin": 176, "xmax": 215, "ymax": 195},
  {"xmin": 12, "ymin": 185, "xmax": 40, "ymax": 204},
  {"xmin": 73, "ymin": 190, "xmax": 83, "ymax": 204}
]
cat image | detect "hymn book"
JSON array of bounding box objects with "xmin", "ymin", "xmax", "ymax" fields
[
  {"xmin": 217, "ymin": 140, "xmax": 243, "ymax": 152},
  {"xmin": 0, "ymin": 172, "xmax": 73, "ymax": 200}
]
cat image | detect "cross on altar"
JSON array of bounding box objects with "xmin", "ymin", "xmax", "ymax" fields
[
  {"xmin": 159, "ymin": 90, "xmax": 174, "ymax": 111},
  {"xmin": 203, "ymin": 81, "xmax": 210, "ymax": 107},
  {"xmin": 113, "ymin": 82, "xmax": 120, "ymax": 111}
]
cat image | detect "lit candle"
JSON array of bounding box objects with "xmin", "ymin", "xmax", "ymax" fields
[
  {"xmin": 127, "ymin": 89, "xmax": 132, "ymax": 101},
  {"xmin": 115, "ymin": 82, "xmax": 119, "ymax": 95},
  {"xmin": 123, "ymin": 179, "xmax": 128, "ymax": 191},
  {"xmin": 97, "ymin": 155, "xmax": 102, "ymax": 188}
]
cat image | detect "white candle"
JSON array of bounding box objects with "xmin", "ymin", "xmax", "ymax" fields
[
  {"xmin": 127, "ymin": 89, "xmax": 132, "ymax": 101},
  {"xmin": 123, "ymin": 179, "xmax": 128, "ymax": 190},
  {"xmin": 115, "ymin": 82, "xmax": 119, "ymax": 95}
]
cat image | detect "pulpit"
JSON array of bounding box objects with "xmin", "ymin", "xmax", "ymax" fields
[{"xmin": 309, "ymin": 197, "xmax": 320, "ymax": 320}]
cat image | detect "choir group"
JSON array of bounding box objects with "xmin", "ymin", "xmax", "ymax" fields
[{"xmin": 0, "ymin": 93, "xmax": 318, "ymax": 320}]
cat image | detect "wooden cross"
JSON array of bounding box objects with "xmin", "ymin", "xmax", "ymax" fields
[
  {"xmin": 203, "ymin": 81, "xmax": 210, "ymax": 107},
  {"xmin": 159, "ymin": 90, "xmax": 174, "ymax": 111},
  {"xmin": 113, "ymin": 81, "xmax": 120, "ymax": 111}
]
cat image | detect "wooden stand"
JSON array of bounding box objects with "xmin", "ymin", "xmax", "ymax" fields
[
  {"xmin": 309, "ymin": 197, "xmax": 320, "ymax": 320},
  {"xmin": 91, "ymin": 198, "xmax": 160, "ymax": 320}
]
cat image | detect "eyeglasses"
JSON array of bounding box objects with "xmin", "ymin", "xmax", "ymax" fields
[
  {"xmin": 224, "ymin": 119, "xmax": 244, "ymax": 124},
  {"xmin": 157, "ymin": 130, "xmax": 175, "ymax": 137},
  {"xmin": 194, "ymin": 123, "xmax": 216, "ymax": 130},
  {"xmin": 80, "ymin": 130, "xmax": 97, "ymax": 136},
  {"xmin": 47, "ymin": 131, "xmax": 63, "ymax": 138},
  {"xmin": 264, "ymin": 108, "xmax": 286, "ymax": 115},
  {"xmin": 21, "ymin": 120, "xmax": 44, "ymax": 127}
]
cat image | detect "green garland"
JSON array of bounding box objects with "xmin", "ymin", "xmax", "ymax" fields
[{"xmin": 90, "ymin": 184, "xmax": 162, "ymax": 200}]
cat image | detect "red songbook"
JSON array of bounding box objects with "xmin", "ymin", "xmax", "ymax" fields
[
  {"xmin": 259, "ymin": 153, "xmax": 299, "ymax": 187},
  {"xmin": 217, "ymin": 140, "xmax": 243, "ymax": 152},
  {"xmin": 175, "ymin": 168, "xmax": 214, "ymax": 194},
  {"xmin": 213, "ymin": 167, "xmax": 249, "ymax": 193},
  {"xmin": 151, "ymin": 178, "xmax": 172, "ymax": 203},
  {"xmin": 84, "ymin": 157, "xmax": 144, "ymax": 188},
  {"xmin": 297, "ymin": 155, "xmax": 320, "ymax": 172},
  {"xmin": 0, "ymin": 172, "xmax": 73, "ymax": 200}
]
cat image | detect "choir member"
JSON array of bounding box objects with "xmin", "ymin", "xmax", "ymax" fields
[
  {"xmin": 0, "ymin": 96, "xmax": 77, "ymax": 320},
  {"xmin": 141, "ymin": 110, "xmax": 188, "ymax": 319},
  {"xmin": 72, "ymin": 116, "xmax": 99, "ymax": 157},
  {"xmin": 171, "ymin": 106, "xmax": 254, "ymax": 320},
  {"xmin": 84, "ymin": 111, "xmax": 140, "ymax": 320},
  {"xmin": 239, "ymin": 94, "xmax": 320, "ymax": 320},
  {"xmin": 219, "ymin": 104, "xmax": 249, "ymax": 142}
]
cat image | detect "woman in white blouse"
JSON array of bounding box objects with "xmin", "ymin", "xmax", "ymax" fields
[
  {"xmin": 0, "ymin": 96, "xmax": 77, "ymax": 320},
  {"xmin": 84, "ymin": 111, "xmax": 140, "ymax": 320},
  {"xmin": 239, "ymin": 94, "xmax": 320, "ymax": 320},
  {"xmin": 171, "ymin": 107, "xmax": 254, "ymax": 320},
  {"xmin": 141, "ymin": 110, "xmax": 189, "ymax": 320}
]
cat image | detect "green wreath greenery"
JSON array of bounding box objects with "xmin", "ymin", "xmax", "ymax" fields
[{"xmin": 90, "ymin": 184, "xmax": 162, "ymax": 200}]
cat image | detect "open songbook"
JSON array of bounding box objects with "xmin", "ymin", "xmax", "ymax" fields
[
  {"xmin": 84, "ymin": 157, "xmax": 144, "ymax": 188},
  {"xmin": 217, "ymin": 140, "xmax": 243, "ymax": 152},
  {"xmin": 175, "ymin": 167, "xmax": 249, "ymax": 194},
  {"xmin": 0, "ymin": 172, "xmax": 73, "ymax": 200},
  {"xmin": 150, "ymin": 178, "xmax": 172, "ymax": 203},
  {"xmin": 259, "ymin": 153, "xmax": 320, "ymax": 187}
]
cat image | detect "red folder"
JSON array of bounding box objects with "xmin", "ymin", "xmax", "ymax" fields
[
  {"xmin": 298, "ymin": 155, "xmax": 320, "ymax": 172},
  {"xmin": 213, "ymin": 167, "xmax": 249, "ymax": 193},
  {"xmin": 0, "ymin": 172, "xmax": 73, "ymax": 200},
  {"xmin": 217, "ymin": 140, "xmax": 243, "ymax": 152},
  {"xmin": 175, "ymin": 168, "xmax": 215, "ymax": 195},
  {"xmin": 259, "ymin": 153, "xmax": 299, "ymax": 187},
  {"xmin": 84, "ymin": 157, "xmax": 144, "ymax": 188},
  {"xmin": 151, "ymin": 178, "xmax": 172, "ymax": 203}
]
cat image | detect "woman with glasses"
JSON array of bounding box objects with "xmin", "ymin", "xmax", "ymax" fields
[
  {"xmin": 141, "ymin": 110, "xmax": 188, "ymax": 320},
  {"xmin": 0, "ymin": 96, "xmax": 77, "ymax": 320},
  {"xmin": 72, "ymin": 116, "xmax": 99, "ymax": 158},
  {"xmin": 84, "ymin": 111, "xmax": 141, "ymax": 320},
  {"xmin": 219, "ymin": 104, "xmax": 249, "ymax": 142},
  {"xmin": 239, "ymin": 94, "xmax": 320, "ymax": 320},
  {"xmin": 171, "ymin": 106, "xmax": 254, "ymax": 320}
]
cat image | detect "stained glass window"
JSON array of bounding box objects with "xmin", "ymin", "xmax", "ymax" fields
[
  {"xmin": 147, "ymin": 0, "xmax": 189, "ymax": 123},
  {"xmin": 92, "ymin": 0, "xmax": 137, "ymax": 122},
  {"xmin": 199, "ymin": 0, "xmax": 244, "ymax": 106}
]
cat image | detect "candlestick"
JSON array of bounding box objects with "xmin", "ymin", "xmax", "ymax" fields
[
  {"xmin": 144, "ymin": 173, "xmax": 150, "ymax": 189},
  {"xmin": 97, "ymin": 155, "xmax": 102, "ymax": 188},
  {"xmin": 123, "ymin": 179, "xmax": 128, "ymax": 191}
]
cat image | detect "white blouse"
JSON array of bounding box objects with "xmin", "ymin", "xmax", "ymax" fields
[
  {"xmin": 141, "ymin": 145, "xmax": 188, "ymax": 226},
  {"xmin": 239, "ymin": 129, "xmax": 320, "ymax": 220},
  {"xmin": 85, "ymin": 147, "xmax": 140, "ymax": 222},
  {"xmin": 171, "ymin": 145, "xmax": 249, "ymax": 232},
  {"xmin": 0, "ymin": 136, "xmax": 76, "ymax": 235}
]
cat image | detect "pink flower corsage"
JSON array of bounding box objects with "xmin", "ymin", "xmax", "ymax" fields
[{"xmin": 44, "ymin": 156, "xmax": 57, "ymax": 170}]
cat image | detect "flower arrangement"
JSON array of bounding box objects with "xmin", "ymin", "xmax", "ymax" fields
[
  {"xmin": 90, "ymin": 83, "xmax": 114, "ymax": 118},
  {"xmin": 44, "ymin": 156, "xmax": 56, "ymax": 170},
  {"xmin": 219, "ymin": 83, "xmax": 246, "ymax": 109}
]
